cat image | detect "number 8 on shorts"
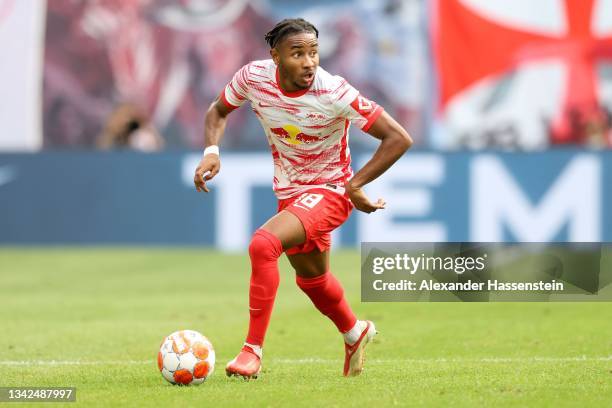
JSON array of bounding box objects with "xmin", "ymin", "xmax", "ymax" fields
[{"xmin": 293, "ymin": 193, "xmax": 324, "ymax": 210}]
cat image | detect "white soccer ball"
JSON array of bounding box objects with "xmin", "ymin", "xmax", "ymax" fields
[{"xmin": 157, "ymin": 330, "xmax": 215, "ymax": 385}]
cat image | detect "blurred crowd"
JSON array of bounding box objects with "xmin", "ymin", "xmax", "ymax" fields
[
  {"xmin": 42, "ymin": 0, "xmax": 612, "ymax": 151},
  {"xmin": 43, "ymin": 0, "xmax": 426, "ymax": 151}
]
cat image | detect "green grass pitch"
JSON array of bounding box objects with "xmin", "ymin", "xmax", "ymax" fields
[{"xmin": 1, "ymin": 248, "xmax": 611, "ymax": 407}]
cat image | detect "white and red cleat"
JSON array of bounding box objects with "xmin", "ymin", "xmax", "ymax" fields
[
  {"xmin": 343, "ymin": 320, "xmax": 377, "ymax": 377},
  {"xmin": 225, "ymin": 344, "xmax": 262, "ymax": 380}
]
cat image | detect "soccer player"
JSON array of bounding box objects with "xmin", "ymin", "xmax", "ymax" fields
[{"xmin": 193, "ymin": 18, "xmax": 412, "ymax": 378}]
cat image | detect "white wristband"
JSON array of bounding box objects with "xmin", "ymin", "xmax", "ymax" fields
[{"xmin": 203, "ymin": 145, "xmax": 219, "ymax": 157}]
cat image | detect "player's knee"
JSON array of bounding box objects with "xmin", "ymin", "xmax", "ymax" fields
[{"xmin": 249, "ymin": 229, "xmax": 283, "ymax": 261}]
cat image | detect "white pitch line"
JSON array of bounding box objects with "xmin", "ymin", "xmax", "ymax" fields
[
  {"xmin": 272, "ymin": 356, "xmax": 612, "ymax": 364},
  {"xmin": 0, "ymin": 360, "xmax": 152, "ymax": 366},
  {"xmin": 1, "ymin": 356, "xmax": 611, "ymax": 366}
]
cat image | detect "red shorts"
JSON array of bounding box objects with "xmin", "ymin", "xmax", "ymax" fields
[{"xmin": 278, "ymin": 188, "xmax": 353, "ymax": 255}]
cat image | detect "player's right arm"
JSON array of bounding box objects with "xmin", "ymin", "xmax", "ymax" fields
[
  {"xmin": 194, "ymin": 63, "xmax": 250, "ymax": 193},
  {"xmin": 193, "ymin": 98, "xmax": 234, "ymax": 193}
]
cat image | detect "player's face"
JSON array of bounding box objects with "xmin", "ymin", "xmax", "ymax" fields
[{"xmin": 272, "ymin": 32, "xmax": 319, "ymax": 91}]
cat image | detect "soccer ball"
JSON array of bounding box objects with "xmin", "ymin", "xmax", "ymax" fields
[{"xmin": 157, "ymin": 330, "xmax": 215, "ymax": 385}]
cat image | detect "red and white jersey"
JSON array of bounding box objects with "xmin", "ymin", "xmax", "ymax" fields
[{"xmin": 220, "ymin": 59, "xmax": 383, "ymax": 199}]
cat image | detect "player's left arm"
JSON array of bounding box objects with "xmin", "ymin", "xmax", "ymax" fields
[{"xmin": 346, "ymin": 111, "xmax": 413, "ymax": 213}]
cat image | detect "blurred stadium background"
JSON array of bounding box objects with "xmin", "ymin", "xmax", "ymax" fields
[{"xmin": 0, "ymin": 0, "xmax": 610, "ymax": 246}]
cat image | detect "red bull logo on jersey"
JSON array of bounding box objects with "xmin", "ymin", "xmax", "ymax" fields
[{"xmin": 270, "ymin": 125, "xmax": 319, "ymax": 145}]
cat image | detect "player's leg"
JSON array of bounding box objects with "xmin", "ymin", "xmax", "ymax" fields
[
  {"xmin": 289, "ymin": 250, "xmax": 356, "ymax": 333},
  {"xmin": 288, "ymin": 249, "xmax": 377, "ymax": 377},
  {"xmin": 226, "ymin": 210, "xmax": 305, "ymax": 379},
  {"xmin": 244, "ymin": 210, "xmax": 305, "ymax": 346}
]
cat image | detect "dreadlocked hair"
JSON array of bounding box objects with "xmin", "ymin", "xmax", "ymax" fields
[{"xmin": 264, "ymin": 18, "xmax": 319, "ymax": 49}]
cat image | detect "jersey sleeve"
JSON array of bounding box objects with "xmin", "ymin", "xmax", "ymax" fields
[
  {"xmin": 331, "ymin": 77, "xmax": 384, "ymax": 132},
  {"xmin": 219, "ymin": 63, "xmax": 250, "ymax": 111}
]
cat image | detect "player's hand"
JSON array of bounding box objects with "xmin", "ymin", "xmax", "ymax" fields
[
  {"xmin": 345, "ymin": 182, "xmax": 386, "ymax": 213},
  {"xmin": 194, "ymin": 154, "xmax": 220, "ymax": 193}
]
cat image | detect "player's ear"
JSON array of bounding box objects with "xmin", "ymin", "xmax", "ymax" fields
[{"xmin": 270, "ymin": 48, "xmax": 280, "ymax": 65}]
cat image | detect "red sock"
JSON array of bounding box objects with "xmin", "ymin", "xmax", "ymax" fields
[
  {"xmin": 245, "ymin": 229, "xmax": 283, "ymax": 346},
  {"xmin": 296, "ymin": 272, "xmax": 357, "ymax": 333}
]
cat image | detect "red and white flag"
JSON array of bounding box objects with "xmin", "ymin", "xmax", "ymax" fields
[{"xmin": 431, "ymin": 0, "xmax": 612, "ymax": 149}]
